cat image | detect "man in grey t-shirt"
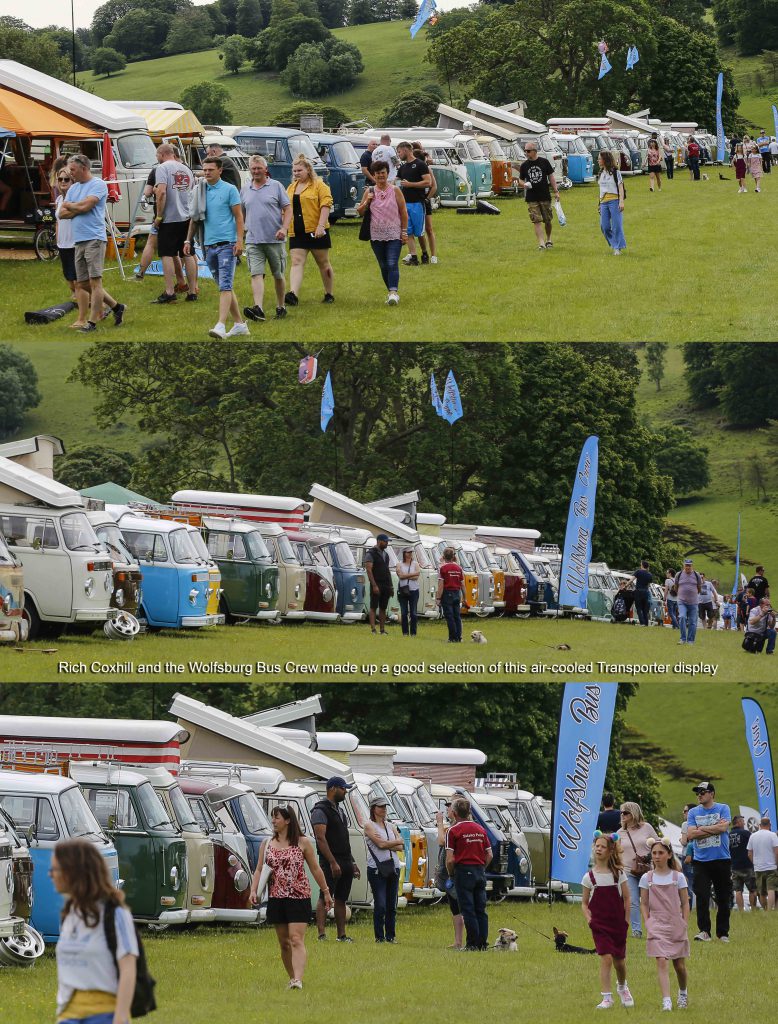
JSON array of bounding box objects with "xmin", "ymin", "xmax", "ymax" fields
[
  {"xmin": 152, "ymin": 144, "xmax": 197, "ymax": 304},
  {"xmin": 240, "ymin": 155, "xmax": 291, "ymax": 322},
  {"xmin": 675, "ymin": 558, "xmax": 702, "ymax": 646}
]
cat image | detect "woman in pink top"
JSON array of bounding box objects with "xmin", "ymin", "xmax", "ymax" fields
[
  {"xmin": 618, "ymin": 801, "xmax": 659, "ymax": 938},
  {"xmin": 357, "ymin": 159, "xmax": 408, "ymax": 305},
  {"xmin": 250, "ymin": 806, "xmax": 332, "ymax": 990}
]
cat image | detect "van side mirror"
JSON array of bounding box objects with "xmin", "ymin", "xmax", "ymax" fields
[
  {"xmin": 107, "ymin": 814, "xmax": 117, "ymax": 832},
  {"xmin": 26, "ymin": 824, "xmax": 37, "ymax": 845},
  {"xmin": 227, "ymin": 549, "xmax": 235, "ymax": 560}
]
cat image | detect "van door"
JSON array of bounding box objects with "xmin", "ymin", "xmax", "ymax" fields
[
  {"xmin": 3, "ymin": 512, "xmax": 73, "ymax": 619},
  {"xmin": 0, "ymin": 793, "xmax": 61, "ymax": 939},
  {"xmin": 123, "ymin": 531, "xmax": 177, "ymax": 627},
  {"xmin": 207, "ymin": 530, "xmax": 255, "ymax": 618}
]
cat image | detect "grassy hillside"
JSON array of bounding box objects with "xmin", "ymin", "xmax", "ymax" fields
[
  {"xmin": 724, "ymin": 45, "xmax": 778, "ymax": 129},
  {"xmin": 83, "ymin": 21, "xmax": 439, "ymax": 126}
]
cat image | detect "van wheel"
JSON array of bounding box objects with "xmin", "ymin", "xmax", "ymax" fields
[
  {"xmin": 219, "ymin": 595, "xmax": 235, "ymax": 625},
  {"xmin": 22, "ymin": 598, "xmax": 42, "ymax": 640}
]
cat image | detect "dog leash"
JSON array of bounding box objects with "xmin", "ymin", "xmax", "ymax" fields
[{"xmin": 508, "ymin": 915, "xmax": 553, "ymax": 941}]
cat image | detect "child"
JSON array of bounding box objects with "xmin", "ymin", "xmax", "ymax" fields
[
  {"xmin": 732, "ymin": 144, "xmax": 747, "ymax": 192},
  {"xmin": 639, "ymin": 837, "xmax": 690, "ymax": 1011},
  {"xmin": 582, "ymin": 832, "xmax": 634, "ymax": 1009},
  {"xmin": 748, "ymin": 144, "xmax": 763, "ymax": 193},
  {"xmin": 721, "ymin": 595, "xmax": 736, "ymax": 631}
]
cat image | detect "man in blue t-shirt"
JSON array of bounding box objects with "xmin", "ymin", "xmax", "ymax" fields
[
  {"xmin": 184, "ymin": 156, "xmax": 247, "ymax": 340},
  {"xmin": 757, "ymin": 129, "xmax": 772, "ymax": 174},
  {"xmin": 687, "ymin": 781, "xmax": 732, "ymax": 941},
  {"xmin": 58, "ymin": 153, "xmax": 126, "ymax": 333}
]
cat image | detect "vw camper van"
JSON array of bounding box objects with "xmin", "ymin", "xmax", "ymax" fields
[
  {"xmin": 201, "ymin": 517, "xmax": 281, "ymax": 622},
  {"xmin": 231, "ymin": 126, "xmax": 328, "ymax": 189},
  {"xmin": 308, "ymin": 132, "xmax": 365, "ymax": 220}
]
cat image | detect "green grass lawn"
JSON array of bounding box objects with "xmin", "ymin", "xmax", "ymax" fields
[
  {"xmin": 0, "ymin": 614, "xmax": 771, "ymax": 683},
  {"xmin": 725, "ymin": 45, "xmax": 778, "ymax": 129},
  {"xmin": 5, "ymin": 902, "xmax": 773, "ymax": 1023},
  {"xmin": 4, "ymin": 174, "xmax": 778, "ymax": 342},
  {"xmin": 82, "ymin": 21, "xmax": 439, "ymax": 126}
]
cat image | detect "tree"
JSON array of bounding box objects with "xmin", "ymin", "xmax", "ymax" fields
[
  {"xmin": 0, "ymin": 26, "xmax": 70, "ymax": 79},
  {"xmin": 748, "ymin": 454, "xmax": 770, "ymax": 501},
  {"xmin": 203, "ymin": 2, "xmax": 229, "ymax": 34},
  {"xmin": 250, "ymin": 14, "xmax": 330, "ymax": 70},
  {"xmin": 382, "ymin": 85, "xmax": 443, "ymax": 128},
  {"xmin": 179, "ymin": 81, "xmax": 232, "ymax": 123},
  {"xmin": 399, "ymin": 0, "xmax": 417, "ymax": 15},
  {"xmin": 104, "ymin": 9, "xmax": 174, "ymax": 60},
  {"xmin": 219, "ymin": 34, "xmax": 247, "ymax": 72},
  {"xmin": 653, "ymin": 425, "xmax": 711, "ymax": 497},
  {"xmin": 644, "ymin": 342, "xmax": 668, "ymax": 391},
  {"xmin": 272, "ymin": 101, "xmax": 352, "ymax": 127},
  {"xmin": 56, "ymin": 445, "xmax": 135, "ymax": 490},
  {"xmin": 164, "ymin": 9, "xmax": 215, "ymax": 53},
  {"xmin": 318, "ymin": 0, "xmax": 348, "ymax": 27},
  {"xmin": 348, "ymin": 0, "xmax": 377, "ymax": 22},
  {"xmin": 91, "ymin": 47, "xmax": 127, "ymax": 76},
  {"xmin": 39, "ymin": 27, "xmax": 88, "ymax": 72},
  {"xmin": 236, "ymin": 0, "xmax": 264, "ymax": 35},
  {"xmin": 281, "ymin": 38, "xmax": 363, "ymax": 95},
  {"xmin": 711, "ymin": 343, "xmax": 778, "ymax": 427},
  {"xmin": 91, "ymin": 0, "xmax": 193, "ymax": 44},
  {"xmin": 0, "ymin": 346, "xmax": 41, "ymax": 440}
]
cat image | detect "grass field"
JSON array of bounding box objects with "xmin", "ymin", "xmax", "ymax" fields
[
  {"xmin": 4, "ymin": 902, "xmax": 774, "ymax": 1023},
  {"xmin": 0, "ymin": 613, "xmax": 771, "ymax": 683},
  {"xmin": 82, "ymin": 21, "xmax": 439, "ymax": 126},
  {"xmin": 3, "ymin": 174, "xmax": 778, "ymax": 342}
]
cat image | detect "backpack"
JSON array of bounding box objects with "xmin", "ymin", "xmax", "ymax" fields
[
  {"xmin": 612, "ymin": 594, "xmax": 629, "ymax": 622},
  {"xmin": 104, "ymin": 901, "xmax": 157, "ymax": 1018},
  {"xmin": 742, "ymin": 632, "xmax": 765, "ymax": 654},
  {"xmin": 674, "ymin": 570, "xmax": 701, "ymax": 592}
]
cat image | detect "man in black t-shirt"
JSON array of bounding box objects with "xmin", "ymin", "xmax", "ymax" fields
[
  {"xmin": 747, "ymin": 566, "xmax": 770, "ymax": 601},
  {"xmin": 730, "ymin": 815, "xmax": 757, "ymax": 910},
  {"xmin": 632, "ymin": 560, "xmax": 653, "ymax": 627},
  {"xmin": 518, "ymin": 140, "xmax": 559, "ymax": 250},
  {"xmin": 396, "ymin": 141, "xmax": 431, "ymax": 267},
  {"xmin": 360, "ymin": 139, "xmax": 377, "ymax": 185},
  {"xmin": 365, "ymin": 533, "xmax": 394, "ymax": 634}
]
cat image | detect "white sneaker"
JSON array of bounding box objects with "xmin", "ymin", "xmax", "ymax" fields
[
  {"xmin": 612, "ymin": 249, "xmax": 621, "ymax": 255},
  {"xmin": 662, "ymin": 998, "xmax": 673, "ymax": 1012},
  {"xmin": 208, "ymin": 322, "xmax": 227, "ymax": 339},
  {"xmin": 288, "ymin": 979, "xmax": 303, "ymax": 990},
  {"xmin": 430, "ymin": 256, "xmax": 438, "ymax": 264},
  {"xmin": 596, "ymin": 995, "xmax": 614, "ymax": 1010},
  {"xmin": 693, "ymin": 931, "xmax": 711, "ymax": 942},
  {"xmin": 718, "ymin": 935, "xmax": 729, "ymax": 943},
  {"xmin": 386, "ymin": 292, "xmax": 399, "ymax": 305},
  {"xmin": 226, "ymin": 322, "xmax": 250, "ymax": 337},
  {"xmin": 618, "ymin": 985, "xmax": 635, "ymax": 1008},
  {"xmin": 677, "ymin": 992, "xmax": 688, "ymax": 1009}
]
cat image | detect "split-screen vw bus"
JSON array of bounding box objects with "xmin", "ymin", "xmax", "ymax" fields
[
  {"xmin": 285, "ymin": 531, "xmax": 339, "ymax": 622},
  {"xmin": 308, "ymin": 132, "xmax": 365, "ymax": 220}
]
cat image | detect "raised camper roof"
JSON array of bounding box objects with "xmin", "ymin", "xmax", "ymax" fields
[
  {"xmin": 436, "ymin": 103, "xmax": 521, "ymax": 139},
  {"xmin": 467, "ymin": 99, "xmax": 547, "ymax": 134},
  {"xmin": 605, "ymin": 110, "xmax": 654, "ymax": 135},
  {"xmin": 0, "ymin": 60, "xmax": 146, "ymax": 132},
  {"xmin": 172, "ymin": 490, "xmax": 310, "ymax": 526},
  {"xmin": 308, "ymin": 484, "xmax": 419, "ymax": 543},
  {"xmin": 547, "ymin": 117, "xmax": 611, "ymax": 130},
  {"xmin": 0, "ymin": 456, "xmax": 83, "ymax": 509},
  {"xmin": 473, "ymin": 526, "xmax": 541, "ymax": 540}
]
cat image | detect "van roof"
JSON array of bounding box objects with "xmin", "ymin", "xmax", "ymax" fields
[
  {"xmin": 118, "ymin": 516, "xmax": 189, "ymax": 534},
  {"xmin": 0, "ymin": 716, "xmax": 188, "ymax": 745},
  {"xmin": 69, "ymin": 762, "xmax": 149, "ymax": 787},
  {"xmin": 0, "ymin": 456, "xmax": 84, "ymax": 509},
  {"xmin": 308, "ymin": 483, "xmax": 419, "ymax": 542},
  {"xmin": 0, "ymin": 770, "xmax": 77, "ymax": 794},
  {"xmin": 173, "ymin": 490, "xmax": 310, "ymax": 514},
  {"xmin": 235, "ymin": 126, "xmax": 310, "ymax": 138},
  {"xmin": 393, "ymin": 747, "xmax": 487, "ymax": 766},
  {"xmin": 201, "ymin": 517, "xmax": 259, "ymax": 535},
  {"xmin": 467, "ymin": 99, "xmax": 547, "ymax": 134}
]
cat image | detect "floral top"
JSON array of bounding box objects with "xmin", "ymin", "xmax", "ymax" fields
[{"xmin": 265, "ymin": 843, "xmax": 311, "ymax": 899}]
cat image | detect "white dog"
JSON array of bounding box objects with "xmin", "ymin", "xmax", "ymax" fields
[
  {"xmin": 492, "ymin": 928, "xmax": 518, "ymax": 951},
  {"xmin": 470, "ymin": 630, "xmax": 487, "ymax": 644}
]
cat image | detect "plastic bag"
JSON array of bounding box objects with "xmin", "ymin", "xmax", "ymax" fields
[{"xmin": 554, "ymin": 200, "xmax": 567, "ymax": 226}]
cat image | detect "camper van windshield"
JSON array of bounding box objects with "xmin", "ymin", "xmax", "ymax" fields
[
  {"xmin": 60, "ymin": 786, "xmax": 105, "ymax": 840},
  {"xmin": 0, "ymin": 534, "xmax": 15, "ymax": 565},
  {"xmin": 117, "ymin": 132, "xmax": 157, "ymax": 169},
  {"xmin": 62, "ymin": 513, "xmax": 101, "ymax": 552},
  {"xmin": 187, "ymin": 529, "xmax": 212, "ymax": 564},
  {"xmin": 349, "ymin": 788, "xmax": 370, "ymax": 828},
  {"xmin": 457, "ymin": 548, "xmax": 475, "ymax": 571},
  {"xmin": 237, "ymin": 793, "xmax": 271, "ymax": 835},
  {"xmin": 332, "ymin": 541, "xmax": 356, "ymax": 568},
  {"xmin": 137, "ymin": 782, "xmax": 175, "ymax": 830},
  {"xmin": 168, "ymin": 785, "xmax": 201, "ymax": 831},
  {"xmin": 532, "ymin": 561, "xmax": 549, "ymax": 579},
  {"xmin": 413, "ymin": 544, "xmax": 429, "ymax": 568},
  {"xmin": 169, "ymin": 529, "xmax": 199, "ymax": 564},
  {"xmin": 414, "ymin": 786, "xmax": 438, "ymax": 823},
  {"xmin": 276, "ymin": 533, "xmax": 298, "ymax": 564},
  {"xmin": 96, "ymin": 524, "xmax": 134, "ymax": 564},
  {"xmin": 288, "ymin": 135, "xmax": 321, "ymax": 162},
  {"xmin": 246, "ymin": 532, "xmax": 272, "ymax": 561},
  {"xmin": 293, "ymin": 542, "xmax": 314, "ymax": 566},
  {"xmin": 329, "ymin": 140, "xmax": 359, "ymax": 165}
]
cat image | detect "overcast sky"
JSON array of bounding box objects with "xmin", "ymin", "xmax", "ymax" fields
[{"xmin": 2, "ymin": 0, "xmax": 466, "ymax": 31}]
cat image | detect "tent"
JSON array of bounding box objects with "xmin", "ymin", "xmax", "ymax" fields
[
  {"xmin": 79, "ymin": 482, "xmax": 163, "ymax": 507},
  {"xmin": 0, "ymin": 87, "xmax": 99, "ymax": 139},
  {"xmin": 125, "ymin": 107, "xmax": 204, "ymax": 139}
]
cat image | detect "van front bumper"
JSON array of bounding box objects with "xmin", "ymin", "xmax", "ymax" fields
[
  {"xmin": 493, "ymin": 600, "xmax": 506, "ymax": 609},
  {"xmin": 547, "ymin": 880, "xmax": 570, "ymax": 893},
  {"xmin": 180, "ymin": 613, "xmax": 225, "ymax": 627},
  {"xmin": 408, "ymin": 886, "xmax": 440, "ymax": 901},
  {"xmin": 305, "ymin": 611, "xmax": 340, "ymax": 622},
  {"xmin": 343, "ymin": 206, "xmax": 359, "ymax": 218},
  {"xmin": 0, "ymin": 916, "xmax": 25, "ymax": 938},
  {"xmin": 507, "ymin": 885, "xmax": 536, "ymax": 898},
  {"xmin": 158, "ymin": 909, "xmax": 189, "ymax": 925},
  {"xmin": 188, "ymin": 908, "xmax": 218, "ymax": 923},
  {"xmin": 282, "ymin": 610, "xmax": 307, "ymax": 620},
  {"xmin": 341, "ymin": 611, "xmax": 364, "ymax": 622},
  {"xmin": 74, "ymin": 607, "xmax": 112, "ymax": 622},
  {"xmin": 255, "ymin": 609, "xmax": 282, "ymax": 621},
  {"xmin": 211, "ymin": 908, "xmax": 262, "ymax": 923}
]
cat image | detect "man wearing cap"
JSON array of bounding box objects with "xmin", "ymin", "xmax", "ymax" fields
[
  {"xmin": 674, "ymin": 559, "xmax": 702, "ymax": 646},
  {"xmin": 747, "ymin": 817, "xmax": 778, "ymax": 909},
  {"xmin": 311, "ymin": 777, "xmax": 360, "ymax": 942},
  {"xmin": 730, "ymin": 814, "xmax": 757, "ymax": 911},
  {"xmin": 365, "ymin": 534, "xmax": 394, "ymax": 635},
  {"xmin": 686, "ymin": 783, "xmax": 732, "ymax": 941},
  {"xmin": 445, "ymin": 797, "xmax": 492, "ymax": 951}
]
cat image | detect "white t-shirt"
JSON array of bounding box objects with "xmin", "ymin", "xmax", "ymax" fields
[
  {"xmin": 55, "ymin": 194, "xmax": 75, "ymax": 249},
  {"xmin": 581, "ymin": 869, "xmax": 627, "ymax": 888},
  {"xmin": 747, "ymin": 829, "xmax": 778, "ymax": 871},
  {"xmin": 639, "ymin": 869, "xmax": 688, "ymax": 890},
  {"xmin": 397, "ymin": 559, "xmax": 420, "ymax": 592},
  {"xmin": 372, "ymin": 145, "xmax": 398, "ymax": 182},
  {"xmin": 771, "ymin": 141, "xmax": 778, "ymax": 155},
  {"xmin": 598, "ymin": 170, "xmax": 619, "ymax": 198},
  {"xmin": 56, "ymin": 902, "xmax": 139, "ymax": 1014}
]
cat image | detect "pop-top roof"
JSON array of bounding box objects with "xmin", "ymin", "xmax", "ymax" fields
[
  {"xmin": 172, "ymin": 490, "xmax": 310, "ymax": 526},
  {"xmin": 392, "ymin": 746, "xmax": 487, "ymax": 766},
  {"xmin": 0, "ymin": 457, "xmax": 83, "ymax": 508},
  {"xmin": 0, "ymin": 770, "xmax": 77, "ymax": 794},
  {"xmin": 308, "ymin": 483, "xmax": 419, "ymax": 543},
  {"xmin": 474, "ymin": 526, "xmax": 541, "ymax": 540},
  {"xmin": 605, "ymin": 110, "xmax": 655, "ymax": 135},
  {"xmin": 124, "ymin": 107, "xmax": 204, "ymax": 137},
  {"xmin": 0, "ymin": 436, "xmax": 64, "ymax": 459},
  {"xmin": 467, "ymin": 99, "xmax": 547, "ymax": 134},
  {"xmin": 0, "ymin": 716, "xmax": 188, "ymax": 744}
]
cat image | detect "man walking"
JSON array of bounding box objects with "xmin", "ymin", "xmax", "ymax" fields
[
  {"xmin": 437, "ymin": 546, "xmax": 467, "ymax": 643},
  {"xmin": 518, "ymin": 141, "xmax": 559, "ymax": 250},
  {"xmin": 184, "ymin": 156, "xmax": 248, "ymax": 339},
  {"xmin": 372, "ymin": 134, "xmax": 398, "ymax": 182},
  {"xmin": 241, "ymin": 154, "xmax": 291, "ymax": 322},
  {"xmin": 445, "ymin": 797, "xmax": 492, "ymax": 951},
  {"xmin": 730, "ymin": 814, "xmax": 757, "ymax": 911},
  {"xmin": 747, "ymin": 817, "xmax": 778, "ymax": 909},
  {"xmin": 365, "ymin": 534, "xmax": 394, "ymax": 635},
  {"xmin": 631, "ymin": 560, "xmax": 652, "ymax": 626},
  {"xmin": 311, "ymin": 776, "xmax": 360, "ymax": 942},
  {"xmin": 747, "ymin": 565, "xmax": 770, "ymax": 601},
  {"xmin": 757, "ymin": 129, "xmax": 772, "ymax": 174},
  {"xmin": 686, "ymin": 782, "xmax": 732, "ymax": 942},
  {"xmin": 674, "ymin": 558, "xmax": 701, "ymax": 645},
  {"xmin": 206, "ymin": 142, "xmax": 242, "ymax": 189},
  {"xmin": 747, "ymin": 598, "xmax": 776, "ymax": 654},
  {"xmin": 151, "ymin": 144, "xmax": 197, "ymax": 305},
  {"xmin": 396, "ymin": 141, "xmax": 431, "ymax": 267},
  {"xmin": 60, "ymin": 154, "xmax": 126, "ymax": 333},
  {"xmin": 360, "ymin": 139, "xmax": 378, "ymax": 186}
]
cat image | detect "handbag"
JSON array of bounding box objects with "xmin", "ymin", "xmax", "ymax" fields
[
  {"xmin": 375, "ymin": 824, "xmax": 397, "ymax": 877},
  {"xmin": 626, "ymin": 829, "xmax": 651, "ymax": 878},
  {"xmin": 358, "ymin": 201, "xmax": 372, "ymax": 241},
  {"xmin": 742, "ymin": 631, "xmax": 765, "ymax": 653}
]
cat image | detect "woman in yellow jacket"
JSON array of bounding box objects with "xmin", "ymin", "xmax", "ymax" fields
[{"xmin": 285, "ymin": 155, "xmax": 334, "ymax": 306}]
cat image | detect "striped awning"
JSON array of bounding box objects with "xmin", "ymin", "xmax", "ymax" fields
[{"xmin": 128, "ymin": 107, "xmax": 204, "ymax": 138}]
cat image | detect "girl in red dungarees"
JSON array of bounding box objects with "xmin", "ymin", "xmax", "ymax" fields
[
  {"xmin": 582, "ymin": 832, "xmax": 634, "ymax": 1009},
  {"xmin": 250, "ymin": 806, "xmax": 332, "ymax": 990},
  {"xmin": 640, "ymin": 837, "xmax": 690, "ymax": 1011}
]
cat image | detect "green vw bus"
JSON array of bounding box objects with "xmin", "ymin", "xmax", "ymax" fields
[{"xmin": 202, "ymin": 517, "xmax": 281, "ymax": 623}]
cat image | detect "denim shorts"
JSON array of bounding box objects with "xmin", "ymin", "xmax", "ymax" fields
[{"xmin": 205, "ymin": 242, "xmax": 237, "ymax": 291}]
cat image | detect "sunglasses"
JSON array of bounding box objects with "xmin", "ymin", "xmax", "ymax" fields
[{"xmin": 58, "ymin": 176, "xmax": 71, "ymax": 182}]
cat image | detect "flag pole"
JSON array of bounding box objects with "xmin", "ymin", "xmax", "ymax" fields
[
  {"xmin": 449, "ymin": 423, "xmax": 454, "ymax": 522},
  {"xmin": 334, "ymin": 418, "xmax": 339, "ymax": 491}
]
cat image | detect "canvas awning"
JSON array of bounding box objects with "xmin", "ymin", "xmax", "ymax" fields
[
  {"xmin": 127, "ymin": 107, "xmax": 204, "ymax": 138},
  {"xmin": 79, "ymin": 482, "xmax": 163, "ymax": 507},
  {"xmin": 0, "ymin": 88, "xmax": 99, "ymax": 139},
  {"xmin": 0, "ymin": 126, "xmax": 14, "ymax": 138}
]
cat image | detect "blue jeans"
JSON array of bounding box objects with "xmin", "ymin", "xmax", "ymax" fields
[
  {"xmin": 667, "ymin": 599, "xmax": 679, "ymax": 628},
  {"xmin": 678, "ymin": 602, "xmax": 699, "ymax": 643},
  {"xmin": 599, "ymin": 199, "xmax": 626, "ymax": 251},
  {"xmin": 761, "ymin": 627, "xmax": 777, "ymax": 654},
  {"xmin": 441, "ymin": 590, "xmax": 462, "ymax": 642},
  {"xmin": 367, "ymin": 866, "xmax": 399, "ymax": 941},
  {"xmin": 626, "ymin": 872, "xmax": 643, "ymax": 935},
  {"xmin": 59, "ymin": 1016, "xmax": 115, "ymax": 1024},
  {"xmin": 398, "ymin": 589, "xmax": 419, "ymax": 635},
  {"xmin": 688, "ymin": 156, "xmax": 700, "ymax": 180},
  {"xmin": 205, "ymin": 241, "xmax": 237, "ymax": 290},
  {"xmin": 370, "ymin": 239, "xmax": 402, "ymax": 292},
  {"xmin": 683, "ymin": 859, "xmax": 695, "ymax": 908},
  {"xmin": 454, "ymin": 864, "xmax": 488, "ymax": 948},
  {"xmin": 634, "ymin": 588, "xmax": 650, "ymax": 626}
]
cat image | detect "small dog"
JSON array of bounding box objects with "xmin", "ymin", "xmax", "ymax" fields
[
  {"xmin": 702, "ymin": 173, "xmax": 709, "ymax": 181},
  {"xmin": 553, "ymin": 926, "xmax": 596, "ymax": 954},
  {"xmin": 492, "ymin": 928, "xmax": 518, "ymax": 951},
  {"xmin": 470, "ymin": 630, "xmax": 487, "ymax": 644}
]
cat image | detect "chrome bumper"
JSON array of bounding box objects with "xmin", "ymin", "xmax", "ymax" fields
[
  {"xmin": 282, "ymin": 610, "xmax": 307, "ymax": 620},
  {"xmin": 188, "ymin": 908, "xmax": 218, "ymax": 923},
  {"xmin": 341, "ymin": 611, "xmax": 364, "ymax": 622},
  {"xmin": 158, "ymin": 909, "xmax": 189, "ymax": 925},
  {"xmin": 305, "ymin": 611, "xmax": 340, "ymax": 622},
  {"xmin": 255, "ymin": 610, "xmax": 282, "ymax": 621},
  {"xmin": 73, "ymin": 608, "xmax": 111, "ymax": 622},
  {"xmin": 211, "ymin": 908, "xmax": 262, "ymax": 923},
  {"xmin": 180, "ymin": 613, "xmax": 225, "ymax": 627}
]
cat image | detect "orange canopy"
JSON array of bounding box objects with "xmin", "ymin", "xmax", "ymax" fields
[{"xmin": 0, "ymin": 88, "xmax": 99, "ymax": 139}]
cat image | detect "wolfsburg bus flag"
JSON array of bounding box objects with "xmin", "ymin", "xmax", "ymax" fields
[
  {"xmin": 742, "ymin": 698, "xmax": 777, "ymax": 828},
  {"xmin": 411, "ymin": 0, "xmax": 437, "ymax": 38},
  {"xmin": 558, "ymin": 436, "xmax": 599, "ymax": 610},
  {"xmin": 716, "ymin": 72, "xmax": 726, "ymax": 162},
  {"xmin": 321, "ymin": 371, "xmax": 335, "ymax": 432},
  {"xmin": 550, "ymin": 683, "xmax": 618, "ymax": 885}
]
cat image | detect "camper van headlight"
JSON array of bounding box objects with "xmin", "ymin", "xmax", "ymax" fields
[
  {"xmin": 519, "ymin": 855, "xmax": 529, "ymax": 874},
  {"xmin": 4, "ymin": 863, "xmax": 11, "ymax": 893},
  {"xmin": 189, "ymin": 588, "xmax": 199, "ymax": 605},
  {"xmin": 294, "ymin": 584, "xmax": 301, "ymax": 598},
  {"xmin": 350, "ymin": 587, "xmax": 357, "ymax": 599},
  {"xmin": 84, "ymin": 577, "xmax": 94, "ymax": 597},
  {"xmin": 349, "ymin": 185, "xmax": 358, "ymax": 199},
  {"xmin": 1, "ymin": 594, "xmax": 11, "ymax": 614},
  {"xmin": 104, "ymin": 573, "xmax": 113, "ymax": 592},
  {"xmin": 234, "ymin": 868, "xmax": 249, "ymax": 892},
  {"xmin": 201, "ymin": 865, "xmax": 209, "ymax": 889},
  {"xmin": 115, "ymin": 588, "xmax": 125, "ymax": 608},
  {"xmin": 170, "ymin": 865, "xmax": 180, "ymax": 891},
  {"xmin": 322, "ymin": 586, "xmax": 333, "ymax": 603},
  {"xmin": 458, "ymin": 181, "xmax": 467, "ymax": 192},
  {"xmin": 265, "ymin": 583, "xmax": 273, "ymax": 599}
]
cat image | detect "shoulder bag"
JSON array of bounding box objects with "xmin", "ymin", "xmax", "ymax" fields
[{"xmin": 626, "ymin": 830, "xmax": 651, "ymax": 878}]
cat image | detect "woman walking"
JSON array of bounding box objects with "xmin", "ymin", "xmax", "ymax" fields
[
  {"xmin": 396, "ymin": 546, "xmax": 421, "ymax": 635},
  {"xmin": 285, "ymin": 155, "xmax": 335, "ymax": 306},
  {"xmin": 732, "ymin": 144, "xmax": 747, "ymax": 192},
  {"xmin": 364, "ymin": 796, "xmax": 404, "ymax": 943},
  {"xmin": 663, "ymin": 138, "xmax": 675, "ymax": 179},
  {"xmin": 53, "ymin": 839, "xmax": 138, "ymax": 1024},
  {"xmin": 53, "ymin": 163, "xmax": 81, "ymax": 320},
  {"xmin": 250, "ymin": 806, "xmax": 332, "ymax": 990},
  {"xmin": 618, "ymin": 801, "xmax": 658, "ymax": 937},
  {"xmin": 357, "ymin": 159, "xmax": 407, "ymax": 305},
  {"xmin": 582, "ymin": 832, "xmax": 634, "ymax": 1009},
  {"xmin": 664, "ymin": 568, "xmax": 679, "ymax": 629},
  {"xmin": 597, "ymin": 152, "xmax": 626, "ymax": 255},
  {"xmin": 639, "ymin": 837, "xmax": 690, "ymax": 1011},
  {"xmin": 647, "ymin": 140, "xmax": 663, "ymax": 191},
  {"xmin": 748, "ymin": 143, "xmax": 763, "ymax": 193}
]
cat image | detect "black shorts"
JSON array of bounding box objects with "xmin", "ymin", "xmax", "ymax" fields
[
  {"xmin": 370, "ymin": 586, "xmax": 393, "ymax": 611},
  {"xmin": 649, "ymin": 164, "xmax": 662, "ymax": 174},
  {"xmin": 59, "ymin": 247, "xmax": 77, "ymax": 282},
  {"xmin": 319, "ymin": 858, "xmax": 354, "ymax": 902},
  {"xmin": 157, "ymin": 219, "xmax": 189, "ymax": 258},
  {"xmin": 424, "ymin": 198, "xmax": 433, "ymax": 216},
  {"xmin": 266, "ymin": 896, "xmax": 312, "ymax": 925},
  {"xmin": 290, "ymin": 231, "xmax": 331, "ymax": 251}
]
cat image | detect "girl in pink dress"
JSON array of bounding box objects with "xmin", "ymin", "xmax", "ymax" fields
[
  {"xmin": 249, "ymin": 806, "xmax": 332, "ymax": 990},
  {"xmin": 640, "ymin": 837, "xmax": 691, "ymax": 1011},
  {"xmin": 748, "ymin": 144, "xmax": 763, "ymax": 192},
  {"xmin": 582, "ymin": 832, "xmax": 634, "ymax": 1009}
]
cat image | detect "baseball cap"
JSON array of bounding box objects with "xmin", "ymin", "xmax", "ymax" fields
[
  {"xmin": 684, "ymin": 558, "xmax": 693, "ymax": 565},
  {"xmin": 692, "ymin": 781, "xmax": 715, "ymax": 794},
  {"xmin": 369, "ymin": 795, "xmax": 389, "ymax": 809},
  {"xmin": 376, "ymin": 533, "xmax": 389, "ymax": 542},
  {"xmin": 326, "ymin": 776, "xmax": 354, "ymax": 790}
]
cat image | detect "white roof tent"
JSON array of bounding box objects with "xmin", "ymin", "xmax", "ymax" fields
[
  {"xmin": 392, "ymin": 745, "xmax": 487, "ymax": 788},
  {"xmin": 349, "ymin": 744, "xmax": 398, "ymax": 777},
  {"xmin": 467, "ymin": 99, "xmax": 547, "ymax": 135},
  {"xmin": 308, "ymin": 483, "xmax": 420, "ymax": 543},
  {"xmin": 243, "ymin": 694, "xmax": 323, "ymax": 732},
  {"xmin": 367, "ymin": 490, "xmax": 420, "ymax": 525},
  {"xmin": 314, "ymin": 732, "xmax": 360, "ymax": 753},
  {"xmin": 0, "ymin": 60, "xmax": 146, "ymax": 132},
  {"xmin": 436, "ymin": 103, "xmax": 518, "ymax": 138},
  {"xmin": 169, "ymin": 693, "xmax": 354, "ymax": 783},
  {"xmin": 605, "ymin": 110, "xmax": 655, "ymax": 135},
  {"xmin": 0, "ymin": 456, "xmax": 84, "ymax": 508},
  {"xmin": 547, "ymin": 117, "xmax": 611, "ymax": 129},
  {"xmin": 172, "ymin": 490, "xmax": 310, "ymax": 527},
  {"xmin": 0, "ymin": 434, "xmax": 65, "ymax": 480},
  {"xmin": 474, "ymin": 526, "xmax": 541, "ymax": 541},
  {"xmin": 113, "ymin": 100, "xmax": 184, "ymax": 112},
  {"xmin": 417, "ymin": 512, "xmax": 446, "ymax": 527}
]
